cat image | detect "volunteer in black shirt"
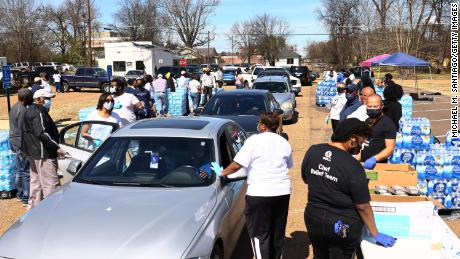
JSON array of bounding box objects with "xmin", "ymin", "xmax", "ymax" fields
[
  {"xmin": 359, "ymin": 94, "xmax": 397, "ymax": 169},
  {"xmin": 382, "ymin": 83, "xmax": 403, "ymax": 130},
  {"xmin": 301, "ymin": 118, "xmax": 396, "ymax": 259}
]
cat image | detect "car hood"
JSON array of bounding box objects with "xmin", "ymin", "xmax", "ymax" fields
[
  {"xmin": 0, "ymin": 182, "xmax": 217, "ymax": 259},
  {"xmin": 201, "ymin": 114, "xmax": 258, "ymax": 134},
  {"xmin": 272, "ymin": 93, "xmax": 293, "ymax": 104}
]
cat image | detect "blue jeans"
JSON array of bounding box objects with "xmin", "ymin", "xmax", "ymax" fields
[
  {"xmin": 15, "ymin": 152, "xmax": 30, "ymax": 204},
  {"xmin": 155, "ymin": 92, "xmax": 167, "ymax": 115},
  {"xmin": 190, "ymin": 92, "xmax": 201, "ymax": 110},
  {"xmin": 55, "ymin": 82, "xmax": 62, "ymax": 92}
]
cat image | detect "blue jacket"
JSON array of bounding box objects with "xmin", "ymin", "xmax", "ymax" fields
[{"xmin": 339, "ymin": 97, "xmax": 361, "ymax": 122}]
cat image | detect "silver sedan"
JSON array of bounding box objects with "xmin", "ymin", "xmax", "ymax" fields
[{"xmin": 0, "ymin": 117, "xmax": 249, "ymax": 259}]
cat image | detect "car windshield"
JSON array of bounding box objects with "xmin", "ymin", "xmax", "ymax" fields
[
  {"xmin": 95, "ymin": 68, "xmax": 108, "ymax": 76},
  {"xmin": 253, "ymin": 82, "xmax": 288, "ymax": 93},
  {"xmin": 202, "ymin": 94, "xmax": 267, "ymax": 116},
  {"xmin": 223, "ymin": 69, "xmax": 236, "ymax": 74},
  {"xmin": 74, "ymin": 137, "xmax": 216, "ymax": 187},
  {"xmin": 127, "ymin": 70, "xmax": 142, "ymax": 75},
  {"xmin": 293, "ymin": 66, "xmax": 308, "ymax": 73},
  {"xmin": 253, "ymin": 67, "xmax": 264, "ymax": 75}
]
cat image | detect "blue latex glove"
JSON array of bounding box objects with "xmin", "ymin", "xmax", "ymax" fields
[
  {"xmin": 210, "ymin": 162, "xmax": 223, "ymax": 176},
  {"xmin": 363, "ymin": 156, "xmax": 377, "ymax": 169},
  {"xmin": 93, "ymin": 139, "xmax": 102, "ymax": 147},
  {"xmin": 374, "ymin": 233, "xmax": 396, "ymax": 248}
]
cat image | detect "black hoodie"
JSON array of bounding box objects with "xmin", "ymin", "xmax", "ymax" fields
[{"xmin": 383, "ymin": 100, "xmax": 402, "ymax": 130}]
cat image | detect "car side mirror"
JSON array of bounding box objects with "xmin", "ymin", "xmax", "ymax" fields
[
  {"xmin": 273, "ymin": 108, "xmax": 284, "ymax": 115},
  {"xmin": 66, "ymin": 159, "xmax": 82, "ymax": 176},
  {"xmin": 193, "ymin": 108, "xmax": 203, "ymax": 115}
]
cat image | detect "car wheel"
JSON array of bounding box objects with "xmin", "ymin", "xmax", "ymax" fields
[
  {"xmin": 101, "ymin": 83, "xmax": 111, "ymax": 93},
  {"xmin": 62, "ymin": 82, "xmax": 70, "ymax": 92},
  {"xmin": 210, "ymin": 243, "xmax": 224, "ymax": 259}
]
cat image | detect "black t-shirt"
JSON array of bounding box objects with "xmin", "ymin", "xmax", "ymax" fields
[
  {"xmin": 361, "ymin": 115, "xmax": 397, "ymax": 162},
  {"xmin": 301, "ymin": 144, "xmax": 370, "ymax": 219},
  {"xmin": 383, "ymin": 100, "xmax": 402, "ymax": 130}
]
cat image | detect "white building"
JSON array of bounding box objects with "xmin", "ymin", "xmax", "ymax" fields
[
  {"xmin": 98, "ymin": 41, "xmax": 180, "ymax": 76},
  {"xmin": 272, "ymin": 48, "xmax": 302, "ymax": 67}
]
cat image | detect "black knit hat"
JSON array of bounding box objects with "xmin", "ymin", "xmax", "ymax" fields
[{"xmin": 331, "ymin": 118, "xmax": 368, "ymax": 142}]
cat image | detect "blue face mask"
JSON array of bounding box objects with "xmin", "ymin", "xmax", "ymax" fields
[
  {"xmin": 346, "ymin": 93, "xmax": 355, "ymax": 102},
  {"xmin": 43, "ymin": 99, "xmax": 51, "ymax": 110}
]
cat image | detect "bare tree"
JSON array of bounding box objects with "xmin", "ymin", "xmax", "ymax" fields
[
  {"xmin": 159, "ymin": 0, "xmax": 219, "ymax": 48},
  {"xmin": 251, "ymin": 13, "xmax": 290, "ymax": 66},
  {"xmin": 112, "ymin": 0, "xmax": 163, "ymax": 44},
  {"xmin": 228, "ymin": 21, "xmax": 258, "ymax": 64},
  {"xmin": 371, "ymin": 0, "xmax": 396, "ymax": 31}
]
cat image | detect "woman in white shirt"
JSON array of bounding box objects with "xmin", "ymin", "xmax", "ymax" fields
[
  {"xmin": 328, "ymin": 82, "xmax": 347, "ymax": 132},
  {"xmin": 188, "ymin": 75, "xmax": 202, "ymax": 111},
  {"xmin": 220, "ymin": 113, "xmax": 293, "ymax": 259},
  {"xmin": 81, "ymin": 93, "xmax": 121, "ymax": 150}
]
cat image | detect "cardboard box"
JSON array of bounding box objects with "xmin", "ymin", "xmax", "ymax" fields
[
  {"xmin": 366, "ymin": 163, "xmax": 417, "ymax": 190},
  {"xmin": 369, "ymin": 194, "xmax": 436, "ymax": 239}
]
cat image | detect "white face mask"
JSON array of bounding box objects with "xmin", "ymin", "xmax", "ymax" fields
[
  {"xmin": 43, "ymin": 99, "xmax": 51, "ymax": 110},
  {"xmin": 103, "ymin": 101, "xmax": 114, "ymax": 111},
  {"xmin": 110, "ymin": 87, "xmax": 117, "ymax": 94}
]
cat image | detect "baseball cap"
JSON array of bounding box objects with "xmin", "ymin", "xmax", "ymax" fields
[
  {"xmin": 331, "ymin": 118, "xmax": 368, "ymax": 142},
  {"xmin": 33, "ymin": 89, "xmax": 55, "ymax": 99},
  {"xmin": 345, "ymin": 84, "xmax": 357, "ymax": 91},
  {"xmin": 158, "ymin": 74, "xmax": 163, "ymax": 78},
  {"xmin": 181, "ymin": 70, "xmax": 186, "ymax": 75},
  {"xmin": 33, "ymin": 77, "xmax": 41, "ymax": 83}
]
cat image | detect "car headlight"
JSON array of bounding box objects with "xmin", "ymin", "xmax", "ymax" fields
[{"xmin": 281, "ymin": 102, "xmax": 293, "ymax": 109}]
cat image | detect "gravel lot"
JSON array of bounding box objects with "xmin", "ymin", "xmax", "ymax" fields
[{"xmin": 0, "ymin": 81, "xmax": 458, "ymax": 258}]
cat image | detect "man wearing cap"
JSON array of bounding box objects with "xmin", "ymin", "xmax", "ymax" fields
[
  {"xmin": 347, "ymin": 86, "xmax": 375, "ymax": 122},
  {"xmin": 339, "ymin": 84, "xmax": 361, "ymax": 123},
  {"xmin": 21, "ymin": 89, "xmax": 65, "ymax": 209},
  {"xmin": 9, "ymin": 88, "xmax": 33, "ymax": 206},
  {"xmin": 357, "ymin": 94, "xmax": 397, "ymax": 169},
  {"xmin": 301, "ymin": 118, "xmax": 396, "ymax": 258},
  {"xmin": 153, "ymin": 74, "xmax": 168, "ymax": 116},
  {"xmin": 177, "ymin": 70, "xmax": 190, "ymax": 88},
  {"xmin": 200, "ymin": 67, "xmax": 216, "ymax": 104}
]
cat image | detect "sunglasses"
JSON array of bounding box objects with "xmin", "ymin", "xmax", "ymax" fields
[{"xmin": 105, "ymin": 99, "xmax": 114, "ymax": 103}]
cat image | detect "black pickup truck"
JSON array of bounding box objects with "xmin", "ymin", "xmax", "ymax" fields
[{"xmin": 61, "ymin": 67, "xmax": 111, "ymax": 92}]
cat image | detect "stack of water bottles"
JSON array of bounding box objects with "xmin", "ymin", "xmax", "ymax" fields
[
  {"xmin": 167, "ymin": 87, "xmax": 188, "ymax": 116},
  {"xmin": 0, "ymin": 131, "xmax": 16, "ymax": 194},
  {"xmin": 399, "ymin": 94, "xmax": 413, "ymax": 118},
  {"xmin": 389, "ymin": 117, "xmax": 432, "ymax": 166},
  {"xmin": 316, "ymin": 80, "xmax": 337, "ymax": 106}
]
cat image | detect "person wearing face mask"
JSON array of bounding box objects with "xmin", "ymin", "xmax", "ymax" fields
[
  {"xmin": 220, "ymin": 112, "xmax": 293, "ymax": 259},
  {"xmin": 81, "ymin": 93, "xmax": 121, "ymax": 150},
  {"xmin": 328, "ymin": 82, "xmax": 347, "ymax": 132},
  {"xmin": 339, "ymin": 84, "xmax": 361, "ymax": 123},
  {"xmin": 347, "ymin": 86, "xmax": 375, "ymax": 122},
  {"xmin": 21, "ymin": 89, "xmax": 65, "ymax": 209},
  {"xmin": 358, "ymin": 94, "xmax": 397, "ymax": 169},
  {"xmin": 110, "ymin": 78, "xmax": 143, "ymax": 126},
  {"xmin": 301, "ymin": 118, "xmax": 396, "ymax": 259}
]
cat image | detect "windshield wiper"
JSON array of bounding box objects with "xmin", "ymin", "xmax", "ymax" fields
[
  {"xmin": 74, "ymin": 177, "xmax": 105, "ymax": 185},
  {"xmin": 111, "ymin": 182, "xmax": 173, "ymax": 188}
]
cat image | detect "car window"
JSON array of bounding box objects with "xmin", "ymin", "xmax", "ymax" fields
[
  {"xmin": 74, "ymin": 137, "xmax": 216, "ymax": 187},
  {"xmin": 60, "ymin": 122, "xmax": 117, "ymax": 152},
  {"xmin": 202, "ymin": 94, "xmax": 268, "ymax": 116},
  {"xmin": 253, "ymin": 67, "xmax": 263, "ymax": 75},
  {"xmin": 225, "ymin": 124, "xmax": 246, "ymax": 154},
  {"xmin": 293, "ymin": 66, "xmax": 308, "ymax": 73},
  {"xmin": 95, "ymin": 68, "xmax": 107, "ymax": 76},
  {"xmin": 219, "ymin": 133, "xmax": 234, "ymax": 167},
  {"xmin": 62, "ymin": 125, "xmax": 79, "ymax": 146},
  {"xmin": 75, "ymin": 68, "xmax": 85, "ymax": 76},
  {"xmin": 253, "ymin": 82, "xmax": 288, "ymax": 93}
]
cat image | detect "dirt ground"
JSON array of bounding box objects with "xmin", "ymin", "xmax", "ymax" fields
[{"xmin": 0, "ymin": 81, "xmax": 458, "ymax": 258}]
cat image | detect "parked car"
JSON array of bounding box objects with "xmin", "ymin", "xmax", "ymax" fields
[
  {"xmin": 0, "ymin": 117, "xmax": 248, "ymax": 259},
  {"xmin": 43, "ymin": 62, "xmax": 63, "ymax": 71},
  {"xmin": 310, "ymin": 71, "xmax": 319, "ymax": 81},
  {"xmin": 33, "ymin": 62, "xmax": 46, "ymax": 67},
  {"xmin": 17, "ymin": 66, "xmax": 59, "ymax": 87},
  {"xmin": 222, "ymin": 68, "xmax": 237, "ymax": 85},
  {"xmin": 124, "ymin": 70, "xmax": 145, "ymax": 80},
  {"xmin": 288, "ymin": 66, "xmax": 313, "ymax": 86},
  {"xmin": 12, "ymin": 62, "xmax": 30, "ymax": 70},
  {"xmin": 185, "ymin": 65, "xmax": 204, "ymax": 79},
  {"xmin": 157, "ymin": 66, "xmax": 181, "ymax": 77},
  {"xmin": 257, "ymin": 68, "xmax": 302, "ymax": 96},
  {"xmin": 252, "ymin": 75, "xmax": 297, "ymax": 123},
  {"xmin": 61, "ymin": 67, "xmax": 111, "ymax": 92},
  {"xmin": 197, "ymin": 90, "xmax": 283, "ymax": 135},
  {"xmin": 61, "ymin": 63, "xmax": 75, "ymax": 71}
]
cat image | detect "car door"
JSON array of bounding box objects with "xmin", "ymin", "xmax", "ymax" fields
[
  {"xmin": 267, "ymin": 93, "xmax": 281, "ymax": 112},
  {"xmin": 85, "ymin": 68, "xmax": 99, "ymax": 88},
  {"xmin": 218, "ymin": 123, "xmax": 248, "ymax": 246},
  {"xmin": 58, "ymin": 121, "xmax": 119, "ymax": 183}
]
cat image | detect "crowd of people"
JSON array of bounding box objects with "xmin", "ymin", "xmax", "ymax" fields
[{"xmin": 7, "ymin": 65, "xmax": 403, "ymax": 258}]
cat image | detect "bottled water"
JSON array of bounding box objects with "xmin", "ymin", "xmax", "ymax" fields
[
  {"xmin": 399, "ymin": 94, "xmax": 413, "ymax": 118},
  {"xmin": 418, "ymin": 165, "xmax": 444, "ymax": 180},
  {"xmin": 0, "ymin": 131, "xmax": 15, "ymax": 192},
  {"xmin": 418, "ymin": 180, "xmax": 428, "ymax": 195},
  {"xmin": 396, "ymin": 133, "xmax": 403, "ymax": 148},
  {"xmin": 446, "ymin": 131, "xmax": 460, "ymax": 149},
  {"xmin": 427, "ymin": 180, "xmax": 435, "ymax": 195}
]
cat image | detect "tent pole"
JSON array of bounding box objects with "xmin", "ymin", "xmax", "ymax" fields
[
  {"xmin": 378, "ymin": 65, "xmax": 381, "ymax": 78},
  {"xmin": 414, "ymin": 66, "xmax": 418, "ymax": 96},
  {"xmin": 429, "ymin": 66, "xmax": 434, "ymax": 100}
]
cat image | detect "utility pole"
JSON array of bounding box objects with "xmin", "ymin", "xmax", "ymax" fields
[
  {"xmin": 87, "ymin": 0, "xmax": 93, "ymax": 66},
  {"xmin": 207, "ymin": 31, "xmax": 210, "ymax": 65}
]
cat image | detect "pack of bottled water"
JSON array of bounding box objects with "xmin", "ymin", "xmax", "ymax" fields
[
  {"xmin": 0, "ymin": 131, "xmax": 16, "ymax": 192},
  {"xmin": 167, "ymin": 87, "xmax": 188, "ymax": 116},
  {"xmin": 399, "ymin": 94, "xmax": 413, "ymax": 118},
  {"xmin": 399, "ymin": 117, "xmax": 431, "ymax": 136},
  {"xmin": 389, "ymin": 148, "xmax": 417, "ymax": 165},
  {"xmin": 316, "ymin": 81, "xmax": 337, "ymax": 106},
  {"xmin": 446, "ymin": 131, "xmax": 460, "ymax": 149}
]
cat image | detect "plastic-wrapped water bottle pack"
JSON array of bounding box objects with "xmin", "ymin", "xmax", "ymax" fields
[
  {"xmin": 399, "ymin": 94, "xmax": 413, "ymax": 118},
  {"xmin": 316, "ymin": 80, "xmax": 337, "ymax": 106},
  {"xmin": 0, "ymin": 131, "xmax": 16, "ymax": 192}
]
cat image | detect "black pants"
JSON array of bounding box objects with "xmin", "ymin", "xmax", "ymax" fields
[
  {"xmin": 245, "ymin": 195, "xmax": 290, "ymax": 259},
  {"xmin": 331, "ymin": 119, "xmax": 339, "ymax": 132},
  {"xmin": 304, "ymin": 205, "xmax": 363, "ymax": 259},
  {"xmin": 203, "ymin": 86, "xmax": 213, "ymax": 104}
]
